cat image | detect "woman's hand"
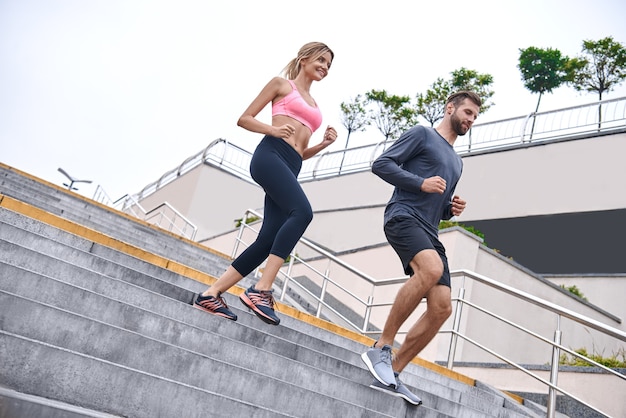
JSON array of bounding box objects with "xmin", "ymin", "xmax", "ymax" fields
[
  {"xmin": 273, "ymin": 123, "xmax": 297, "ymax": 139},
  {"xmin": 322, "ymin": 126, "xmax": 338, "ymax": 146}
]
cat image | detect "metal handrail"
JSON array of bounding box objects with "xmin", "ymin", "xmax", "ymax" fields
[
  {"xmin": 232, "ymin": 208, "xmax": 625, "ymax": 418},
  {"xmin": 451, "ymin": 270, "xmax": 626, "ymax": 341},
  {"xmin": 99, "ymin": 192, "xmax": 198, "ymax": 240},
  {"xmin": 445, "ymin": 270, "xmax": 625, "ymax": 418},
  {"xmin": 127, "ymin": 96, "xmax": 626, "ymax": 199},
  {"xmin": 144, "ymin": 202, "xmax": 198, "ymax": 240}
]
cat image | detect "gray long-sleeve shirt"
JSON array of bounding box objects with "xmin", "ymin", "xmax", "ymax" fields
[{"xmin": 371, "ymin": 125, "xmax": 463, "ymax": 238}]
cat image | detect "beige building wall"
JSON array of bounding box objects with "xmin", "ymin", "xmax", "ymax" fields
[
  {"xmin": 456, "ymin": 132, "xmax": 626, "ymax": 221},
  {"xmin": 136, "ymin": 132, "xmax": 625, "ymax": 365},
  {"xmin": 204, "ymin": 226, "xmax": 625, "ymax": 365},
  {"xmin": 136, "ymin": 132, "xmax": 626, "ymax": 252}
]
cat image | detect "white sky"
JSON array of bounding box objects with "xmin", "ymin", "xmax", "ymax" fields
[{"xmin": 1, "ymin": 0, "xmax": 626, "ymax": 200}]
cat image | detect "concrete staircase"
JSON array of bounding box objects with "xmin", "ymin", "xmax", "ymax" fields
[{"xmin": 0, "ymin": 163, "xmax": 554, "ymax": 417}]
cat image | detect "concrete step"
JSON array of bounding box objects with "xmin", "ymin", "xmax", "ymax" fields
[
  {"xmin": 0, "ymin": 250, "xmax": 501, "ymax": 417},
  {"xmin": 0, "ymin": 331, "xmax": 300, "ymax": 418},
  {"xmin": 0, "ymin": 167, "xmax": 543, "ymax": 417},
  {"xmin": 1, "ymin": 166, "xmax": 233, "ymax": 275},
  {"xmin": 1, "ymin": 289, "xmax": 411, "ymax": 417},
  {"xmin": 0, "ymin": 243, "xmax": 534, "ymax": 418},
  {"xmin": 0, "ymin": 386, "xmax": 123, "ymax": 418}
]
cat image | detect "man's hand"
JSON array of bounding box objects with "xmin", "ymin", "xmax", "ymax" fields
[
  {"xmin": 421, "ymin": 176, "xmax": 447, "ymax": 194},
  {"xmin": 451, "ymin": 195, "xmax": 466, "ymax": 216}
]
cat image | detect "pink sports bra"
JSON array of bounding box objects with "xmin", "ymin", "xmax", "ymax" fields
[{"xmin": 272, "ymin": 80, "xmax": 322, "ymax": 133}]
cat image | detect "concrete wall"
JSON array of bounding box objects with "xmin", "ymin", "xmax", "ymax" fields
[
  {"xmin": 137, "ymin": 132, "xmax": 626, "ymax": 365},
  {"xmin": 455, "ymin": 366, "xmax": 625, "ymax": 418},
  {"xmin": 203, "ymin": 226, "xmax": 625, "ymax": 367},
  {"xmin": 456, "ymin": 132, "xmax": 626, "ymax": 220},
  {"xmin": 454, "ymin": 131, "xmax": 626, "ymax": 274},
  {"xmin": 138, "ymin": 164, "xmax": 265, "ymax": 242}
]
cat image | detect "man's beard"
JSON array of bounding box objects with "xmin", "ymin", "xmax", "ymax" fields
[{"xmin": 451, "ymin": 111, "xmax": 469, "ymax": 136}]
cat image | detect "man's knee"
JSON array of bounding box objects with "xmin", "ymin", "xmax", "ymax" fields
[
  {"xmin": 410, "ymin": 251, "xmax": 444, "ymax": 284},
  {"xmin": 436, "ymin": 301, "xmax": 453, "ymax": 321},
  {"xmin": 428, "ymin": 288, "xmax": 453, "ymax": 322}
]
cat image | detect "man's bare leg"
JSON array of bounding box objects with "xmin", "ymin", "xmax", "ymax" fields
[
  {"xmin": 362, "ymin": 249, "xmax": 443, "ymax": 387},
  {"xmin": 375, "ymin": 249, "xmax": 443, "ymax": 349},
  {"xmin": 392, "ymin": 284, "xmax": 452, "ymax": 373}
]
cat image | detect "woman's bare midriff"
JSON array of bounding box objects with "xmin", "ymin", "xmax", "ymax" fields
[{"xmin": 272, "ymin": 115, "xmax": 312, "ymax": 157}]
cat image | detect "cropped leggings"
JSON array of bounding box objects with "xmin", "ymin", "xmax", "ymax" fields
[{"xmin": 231, "ymin": 136, "xmax": 313, "ymax": 277}]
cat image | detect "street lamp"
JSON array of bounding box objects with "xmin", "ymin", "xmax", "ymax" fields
[{"xmin": 57, "ymin": 167, "xmax": 92, "ymax": 191}]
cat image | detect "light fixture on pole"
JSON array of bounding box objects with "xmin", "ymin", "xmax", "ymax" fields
[{"xmin": 58, "ymin": 167, "xmax": 92, "ymax": 191}]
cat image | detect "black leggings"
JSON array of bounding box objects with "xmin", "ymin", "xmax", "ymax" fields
[{"xmin": 231, "ymin": 136, "xmax": 313, "ymax": 277}]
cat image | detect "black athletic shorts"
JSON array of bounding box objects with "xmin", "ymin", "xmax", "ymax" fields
[{"xmin": 384, "ymin": 216, "xmax": 451, "ymax": 287}]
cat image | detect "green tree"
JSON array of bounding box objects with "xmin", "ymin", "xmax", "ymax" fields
[
  {"xmin": 365, "ymin": 89, "xmax": 417, "ymax": 143},
  {"xmin": 569, "ymin": 36, "xmax": 626, "ymax": 101},
  {"xmin": 415, "ymin": 78, "xmax": 451, "ymax": 127},
  {"xmin": 518, "ymin": 46, "xmax": 572, "ymax": 139},
  {"xmin": 518, "ymin": 46, "xmax": 572, "ymax": 113},
  {"xmin": 339, "ymin": 94, "xmax": 370, "ymax": 173},
  {"xmin": 415, "ymin": 68, "xmax": 494, "ymax": 126},
  {"xmin": 339, "ymin": 94, "xmax": 370, "ymax": 150},
  {"xmin": 568, "ymin": 37, "xmax": 626, "ymax": 128},
  {"xmin": 450, "ymin": 67, "xmax": 495, "ymax": 113}
]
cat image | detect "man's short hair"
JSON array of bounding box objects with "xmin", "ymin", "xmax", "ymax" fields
[{"xmin": 447, "ymin": 91, "xmax": 482, "ymax": 108}]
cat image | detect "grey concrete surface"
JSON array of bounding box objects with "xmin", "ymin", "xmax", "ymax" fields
[{"xmin": 0, "ymin": 165, "xmax": 546, "ymax": 417}]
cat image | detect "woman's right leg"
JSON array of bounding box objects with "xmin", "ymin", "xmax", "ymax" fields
[{"xmin": 195, "ymin": 137, "xmax": 307, "ymax": 323}]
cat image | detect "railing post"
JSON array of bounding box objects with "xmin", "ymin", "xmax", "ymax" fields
[
  {"xmin": 547, "ymin": 316, "xmax": 562, "ymax": 418},
  {"xmin": 279, "ymin": 252, "xmax": 296, "ymax": 302},
  {"xmin": 520, "ymin": 112, "xmax": 534, "ymax": 143},
  {"xmin": 316, "ymin": 262, "xmax": 331, "ymax": 318},
  {"xmin": 317, "ymin": 278, "xmax": 328, "ymax": 318},
  {"xmin": 362, "ymin": 295, "xmax": 374, "ymax": 333},
  {"xmin": 232, "ymin": 211, "xmax": 249, "ymax": 259},
  {"xmin": 446, "ymin": 284, "xmax": 466, "ymax": 369}
]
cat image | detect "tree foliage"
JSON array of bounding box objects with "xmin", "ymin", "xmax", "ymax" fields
[
  {"xmin": 365, "ymin": 89, "xmax": 417, "ymax": 142},
  {"xmin": 449, "ymin": 67, "xmax": 494, "ymax": 113},
  {"xmin": 568, "ymin": 36, "xmax": 626, "ymax": 101},
  {"xmin": 415, "ymin": 78, "xmax": 451, "ymax": 127},
  {"xmin": 518, "ymin": 46, "xmax": 572, "ymax": 113},
  {"xmin": 339, "ymin": 94, "xmax": 370, "ymax": 149},
  {"xmin": 415, "ymin": 68, "xmax": 494, "ymax": 126}
]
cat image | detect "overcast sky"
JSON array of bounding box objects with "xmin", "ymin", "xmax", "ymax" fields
[{"xmin": 1, "ymin": 0, "xmax": 625, "ymax": 200}]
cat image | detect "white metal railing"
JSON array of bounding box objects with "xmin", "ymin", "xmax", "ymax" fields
[
  {"xmin": 143, "ymin": 202, "xmax": 198, "ymax": 240},
  {"xmin": 232, "ymin": 208, "xmax": 625, "ymax": 418},
  {"xmin": 123, "ymin": 96, "xmax": 626, "ymax": 200},
  {"xmin": 455, "ymin": 95, "xmax": 626, "ymax": 153},
  {"xmin": 444, "ymin": 270, "xmax": 625, "ymax": 418},
  {"xmin": 92, "ymin": 186, "xmax": 197, "ymax": 240}
]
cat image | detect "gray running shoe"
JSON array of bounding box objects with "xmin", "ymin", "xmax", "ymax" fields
[
  {"xmin": 370, "ymin": 373, "xmax": 422, "ymax": 406},
  {"xmin": 360, "ymin": 343, "xmax": 396, "ymax": 388}
]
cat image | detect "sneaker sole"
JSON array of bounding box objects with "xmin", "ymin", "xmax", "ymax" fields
[
  {"xmin": 369, "ymin": 383, "xmax": 422, "ymax": 406},
  {"xmin": 193, "ymin": 302, "xmax": 237, "ymax": 321},
  {"xmin": 360, "ymin": 352, "xmax": 396, "ymax": 388},
  {"xmin": 239, "ymin": 293, "xmax": 280, "ymax": 325}
]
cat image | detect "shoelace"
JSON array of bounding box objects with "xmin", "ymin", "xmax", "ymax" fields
[
  {"xmin": 254, "ymin": 290, "xmax": 279, "ymax": 311},
  {"xmin": 216, "ymin": 295, "xmax": 230, "ymax": 309},
  {"xmin": 199, "ymin": 294, "xmax": 229, "ymax": 311},
  {"xmin": 380, "ymin": 346, "xmax": 392, "ymax": 365},
  {"xmin": 259, "ymin": 290, "xmax": 275, "ymax": 308}
]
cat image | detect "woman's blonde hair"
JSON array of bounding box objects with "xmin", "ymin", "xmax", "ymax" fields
[{"xmin": 282, "ymin": 42, "xmax": 334, "ymax": 80}]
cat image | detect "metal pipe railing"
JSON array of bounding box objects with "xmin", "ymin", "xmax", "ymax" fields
[
  {"xmin": 124, "ymin": 97, "xmax": 626, "ymax": 200},
  {"xmin": 231, "ymin": 209, "xmax": 625, "ymax": 417}
]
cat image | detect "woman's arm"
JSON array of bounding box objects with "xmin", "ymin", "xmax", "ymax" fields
[
  {"xmin": 302, "ymin": 126, "xmax": 337, "ymax": 160},
  {"xmin": 237, "ymin": 77, "xmax": 288, "ymax": 137}
]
